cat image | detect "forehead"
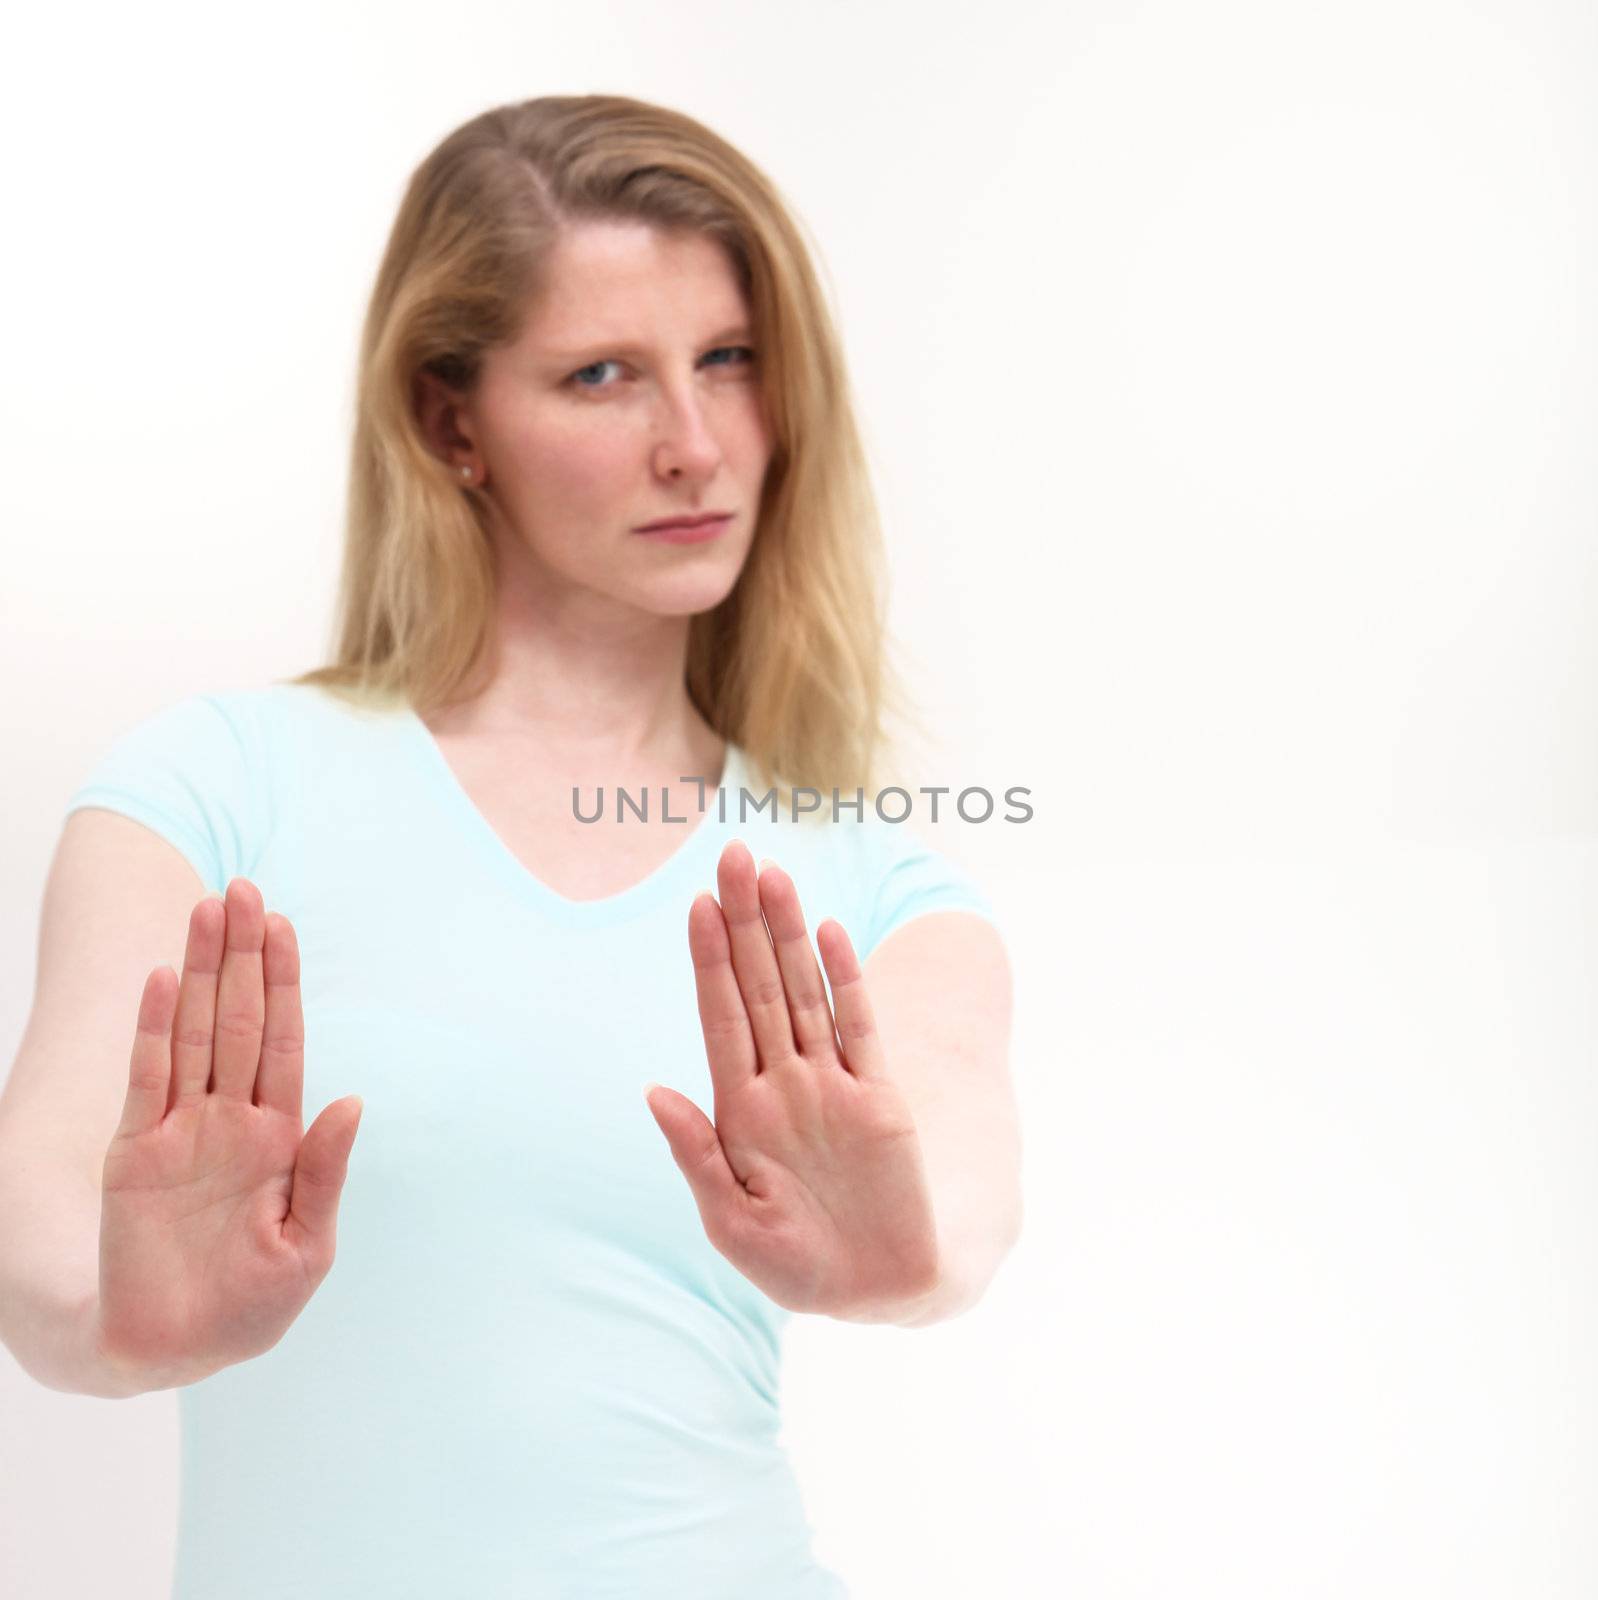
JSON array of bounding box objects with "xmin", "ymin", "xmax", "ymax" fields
[{"xmin": 518, "ymin": 219, "xmax": 749, "ymax": 350}]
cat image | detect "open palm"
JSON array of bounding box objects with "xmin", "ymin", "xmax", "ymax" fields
[
  {"xmin": 644, "ymin": 840, "xmax": 939, "ymax": 1321},
  {"xmin": 96, "ymin": 881, "xmax": 362, "ymax": 1390}
]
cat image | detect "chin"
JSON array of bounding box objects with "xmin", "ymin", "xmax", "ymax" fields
[{"xmin": 635, "ymin": 565, "xmax": 745, "ymax": 617}]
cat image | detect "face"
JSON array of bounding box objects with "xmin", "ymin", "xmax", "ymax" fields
[{"xmin": 432, "ymin": 219, "xmax": 773, "ymax": 620}]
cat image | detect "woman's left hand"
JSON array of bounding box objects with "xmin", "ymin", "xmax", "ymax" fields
[{"xmin": 643, "ymin": 839, "xmax": 941, "ymax": 1320}]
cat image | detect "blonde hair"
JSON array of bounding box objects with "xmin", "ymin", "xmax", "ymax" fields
[{"xmin": 284, "ymin": 93, "xmax": 928, "ymax": 805}]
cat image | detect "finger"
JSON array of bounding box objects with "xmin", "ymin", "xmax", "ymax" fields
[
  {"xmin": 688, "ymin": 891, "xmax": 759, "ymax": 1094},
  {"xmin": 116, "ymin": 965, "xmax": 179, "ymax": 1140},
  {"xmin": 168, "ymin": 893, "xmax": 226, "ymax": 1111},
  {"xmin": 815, "ymin": 919, "xmax": 887, "ymax": 1083},
  {"xmin": 284, "ymin": 1095, "xmax": 363, "ymax": 1262},
  {"xmin": 755, "ymin": 861, "xmax": 841, "ymax": 1066},
  {"xmin": 255, "ymin": 912, "xmax": 306, "ymax": 1119},
  {"xmin": 714, "ymin": 839, "xmax": 798, "ymax": 1069},
  {"xmin": 211, "ymin": 879, "xmax": 267, "ymax": 1101},
  {"xmin": 643, "ymin": 1082, "xmax": 749, "ymax": 1253}
]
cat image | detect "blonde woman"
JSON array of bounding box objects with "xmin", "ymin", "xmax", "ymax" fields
[{"xmin": 0, "ymin": 95, "xmax": 1023, "ymax": 1597}]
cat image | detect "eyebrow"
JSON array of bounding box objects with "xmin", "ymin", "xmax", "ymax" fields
[{"xmin": 544, "ymin": 323, "xmax": 755, "ymax": 364}]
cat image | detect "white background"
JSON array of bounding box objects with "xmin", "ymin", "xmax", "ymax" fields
[{"xmin": 2, "ymin": 1, "xmax": 1595, "ymax": 1595}]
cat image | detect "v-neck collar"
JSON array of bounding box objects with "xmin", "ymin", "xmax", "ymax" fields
[{"xmin": 397, "ymin": 708, "xmax": 747, "ymax": 928}]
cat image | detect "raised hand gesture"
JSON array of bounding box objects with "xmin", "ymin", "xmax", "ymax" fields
[
  {"xmin": 644, "ymin": 841, "xmax": 940, "ymax": 1322},
  {"xmin": 94, "ymin": 880, "xmax": 362, "ymax": 1391}
]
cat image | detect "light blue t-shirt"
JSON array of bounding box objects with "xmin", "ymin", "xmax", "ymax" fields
[{"xmin": 64, "ymin": 682, "xmax": 999, "ymax": 1600}]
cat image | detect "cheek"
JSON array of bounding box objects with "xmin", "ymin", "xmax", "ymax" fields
[
  {"xmin": 727, "ymin": 390, "xmax": 775, "ymax": 474},
  {"xmin": 511, "ymin": 414, "xmax": 632, "ymax": 506}
]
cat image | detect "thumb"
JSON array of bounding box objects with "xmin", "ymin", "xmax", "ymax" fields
[
  {"xmin": 643, "ymin": 1084, "xmax": 745, "ymax": 1244},
  {"xmin": 285, "ymin": 1095, "xmax": 363, "ymax": 1257}
]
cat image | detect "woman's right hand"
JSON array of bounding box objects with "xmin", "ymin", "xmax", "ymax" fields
[{"xmin": 93, "ymin": 878, "xmax": 363, "ymax": 1392}]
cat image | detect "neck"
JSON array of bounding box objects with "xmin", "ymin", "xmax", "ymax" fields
[{"xmin": 423, "ymin": 541, "xmax": 724, "ymax": 785}]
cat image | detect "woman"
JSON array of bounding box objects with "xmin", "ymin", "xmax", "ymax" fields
[{"xmin": 20, "ymin": 95, "xmax": 1022, "ymax": 1596}]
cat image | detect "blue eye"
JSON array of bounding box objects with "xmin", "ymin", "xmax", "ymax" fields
[
  {"xmin": 566, "ymin": 346, "xmax": 756, "ymax": 391},
  {"xmin": 569, "ymin": 358, "xmax": 622, "ymax": 389},
  {"xmin": 703, "ymin": 345, "xmax": 756, "ymax": 369}
]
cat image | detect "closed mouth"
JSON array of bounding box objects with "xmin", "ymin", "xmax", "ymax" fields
[{"xmin": 635, "ymin": 512, "xmax": 734, "ymax": 532}]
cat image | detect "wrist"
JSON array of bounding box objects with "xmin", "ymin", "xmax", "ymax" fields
[
  {"xmin": 83, "ymin": 1298, "xmax": 210, "ymax": 1399},
  {"xmin": 79, "ymin": 1296, "xmax": 158, "ymax": 1398}
]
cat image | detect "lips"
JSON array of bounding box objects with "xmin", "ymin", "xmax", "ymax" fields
[{"xmin": 634, "ymin": 511, "xmax": 733, "ymax": 532}]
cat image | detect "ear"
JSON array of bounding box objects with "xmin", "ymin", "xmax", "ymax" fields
[{"xmin": 411, "ymin": 365, "xmax": 477, "ymax": 466}]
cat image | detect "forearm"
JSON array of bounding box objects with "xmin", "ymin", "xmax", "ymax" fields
[
  {"xmin": 834, "ymin": 1099, "xmax": 1024, "ymax": 1329},
  {"xmin": 0, "ymin": 1150, "xmax": 145, "ymax": 1398},
  {"xmin": 893, "ymin": 1197, "xmax": 1021, "ymax": 1328}
]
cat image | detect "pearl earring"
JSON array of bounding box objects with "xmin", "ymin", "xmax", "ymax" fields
[{"xmin": 460, "ymin": 465, "xmax": 473, "ymax": 482}]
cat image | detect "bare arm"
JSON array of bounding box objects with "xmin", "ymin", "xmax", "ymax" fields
[
  {"xmin": 1, "ymin": 808, "xmax": 361, "ymax": 1398},
  {"xmin": 0, "ymin": 1142, "xmax": 144, "ymax": 1397},
  {"xmin": 859, "ymin": 909, "xmax": 1023, "ymax": 1328},
  {"xmin": 0, "ymin": 808, "xmax": 205, "ymax": 1395}
]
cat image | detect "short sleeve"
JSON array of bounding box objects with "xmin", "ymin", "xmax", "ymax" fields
[
  {"xmin": 63, "ymin": 692, "xmax": 262, "ymax": 895},
  {"xmin": 859, "ymin": 818, "xmax": 1001, "ymax": 962}
]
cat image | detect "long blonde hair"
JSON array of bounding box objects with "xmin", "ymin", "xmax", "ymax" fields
[{"xmin": 285, "ymin": 94, "xmax": 928, "ymax": 805}]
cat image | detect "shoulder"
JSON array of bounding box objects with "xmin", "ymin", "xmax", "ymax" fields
[
  {"xmin": 64, "ymin": 683, "xmax": 288, "ymax": 895},
  {"xmin": 71, "ymin": 677, "xmax": 337, "ymax": 813},
  {"xmin": 799, "ymin": 804, "xmax": 1001, "ymax": 967}
]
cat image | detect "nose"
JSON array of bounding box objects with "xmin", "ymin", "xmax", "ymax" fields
[{"xmin": 649, "ymin": 378, "xmax": 723, "ymax": 481}]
